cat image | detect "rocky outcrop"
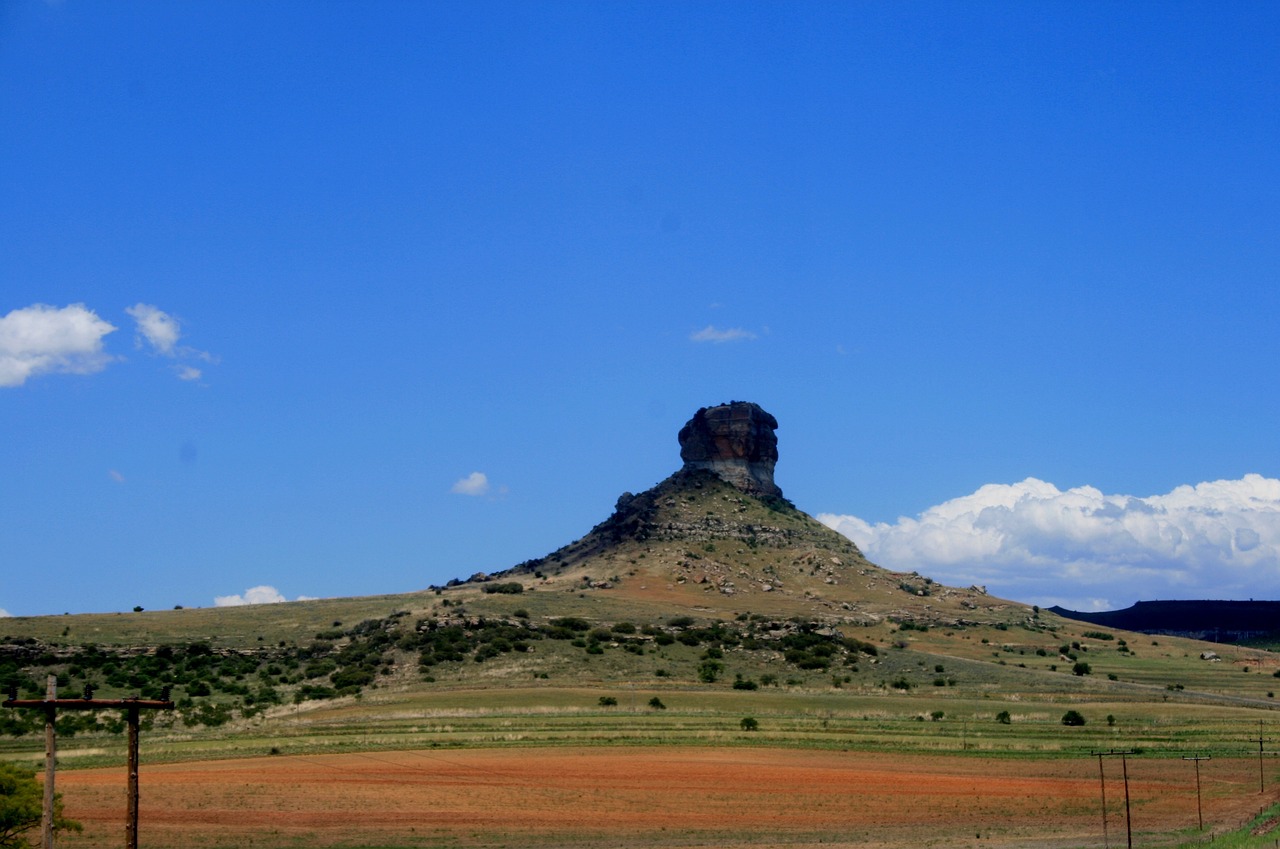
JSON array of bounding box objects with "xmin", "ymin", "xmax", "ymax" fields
[{"xmin": 678, "ymin": 402, "xmax": 781, "ymax": 497}]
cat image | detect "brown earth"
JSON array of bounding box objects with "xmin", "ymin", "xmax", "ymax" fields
[{"xmin": 54, "ymin": 748, "xmax": 1271, "ymax": 849}]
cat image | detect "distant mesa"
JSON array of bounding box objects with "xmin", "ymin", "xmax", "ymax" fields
[
  {"xmin": 678, "ymin": 401, "xmax": 781, "ymax": 497},
  {"xmin": 1051, "ymin": 600, "xmax": 1280, "ymax": 643}
]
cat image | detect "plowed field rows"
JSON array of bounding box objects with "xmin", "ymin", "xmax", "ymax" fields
[{"xmin": 55, "ymin": 748, "xmax": 1270, "ymax": 849}]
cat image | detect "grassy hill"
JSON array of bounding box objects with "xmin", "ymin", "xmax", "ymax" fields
[{"xmin": 4, "ymin": 468, "xmax": 1280, "ymax": 772}]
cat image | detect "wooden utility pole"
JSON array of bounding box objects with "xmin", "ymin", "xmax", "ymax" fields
[
  {"xmin": 127, "ymin": 705, "xmax": 140, "ymax": 849},
  {"xmin": 4, "ymin": 684, "xmax": 173, "ymax": 849},
  {"xmin": 1093, "ymin": 750, "xmax": 1136, "ymax": 849},
  {"xmin": 1096, "ymin": 752, "xmax": 1109, "ymax": 849},
  {"xmin": 43, "ymin": 676, "xmax": 56, "ymax": 849},
  {"xmin": 1183, "ymin": 755, "xmax": 1210, "ymax": 830},
  {"xmin": 1121, "ymin": 752, "xmax": 1133, "ymax": 849},
  {"xmin": 1257, "ymin": 720, "xmax": 1269, "ymax": 794}
]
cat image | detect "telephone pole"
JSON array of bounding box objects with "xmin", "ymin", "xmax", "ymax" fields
[
  {"xmin": 5, "ymin": 679, "xmax": 173, "ymax": 849},
  {"xmin": 1256, "ymin": 720, "xmax": 1270, "ymax": 794},
  {"xmin": 1093, "ymin": 750, "xmax": 1136, "ymax": 849},
  {"xmin": 1182, "ymin": 755, "xmax": 1210, "ymax": 830}
]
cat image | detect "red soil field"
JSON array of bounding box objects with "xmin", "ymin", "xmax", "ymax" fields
[{"xmin": 53, "ymin": 747, "xmax": 1271, "ymax": 849}]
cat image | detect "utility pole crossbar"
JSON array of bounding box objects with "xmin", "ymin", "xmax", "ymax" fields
[
  {"xmin": 4, "ymin": 678, "xmax": 173, "ymax": 849},
  {"xmin": 2, "ymin": 698, "xmax": 175, "ymax": 710}
]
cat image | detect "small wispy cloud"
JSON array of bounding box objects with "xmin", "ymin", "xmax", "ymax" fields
[
  {"xmin": 690, "ymin": 325, "xmax": 758, "ymax": 344},
  {"xmin": 0, "ymin": 303, "xmax": 117, "ymax": 387},
  {"xmin": 451, "ymin": 472, "xmax": 491, "ymax": 497},
  {"xmin": 0, "ymin": 608, "xmax": 11, "ymax": 618},
  {"xmin": 126, "ymin": 303, "xmax": 216, "ymax": 381},
  {"xmin": 108, "ymin": 469, "xmax": 125, "ymax": 483},
  {"xmin": 126, "ymin": 303, "xmax": 181, "ymax": 355},
  {"xmin": 214, "ymin": 585, "xmax": 316, "ymax": 607},
  {"xmin": 818, "ymin": 474, "xmax": 1280, "ymax": 611}
]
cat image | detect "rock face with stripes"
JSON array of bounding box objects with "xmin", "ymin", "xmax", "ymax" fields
[{"xmin": 677, "ymin": 401, "xmax": 781, "ymax": 497}]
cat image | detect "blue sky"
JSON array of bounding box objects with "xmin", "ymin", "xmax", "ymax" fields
[{"xmin": 3, "ymin": 2, "xmax": 1278, "ymax": 617}]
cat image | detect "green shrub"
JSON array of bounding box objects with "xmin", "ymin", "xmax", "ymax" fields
[
  {"xmin": 331, "ymin": 667, "xmax": 375, "ymax": 689},
  {"xmin": 996, "ymin": 710, "xmax": 1011, "ymax": 724},
  {"xmin": 740, "ymin": 717, "xmax": 758, "ymax": 731},
  {"xmin": 1061, "ymin": 710, "xmax": 1086, "ymax": 726},
  {"xmin": 598, "ymin": 696, "xmax": 617, "ymax": 706},
  {"xmin": 648, "ymin": 697, "xmax": 666, "ymax": 710},
  {"xmin": 0, "ymin": 761, "xmax": 80, "ymax": 845},
  {"xmin": 481, "ymin": 581, "xmax": 524, "ymax": 594}
]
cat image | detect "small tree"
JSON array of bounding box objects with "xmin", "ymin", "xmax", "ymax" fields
[
  {"xmin": 995, "ymin": 710, "xmax": 1012, "ymax": 725},
  {"xmin": 740, "ymin": 717, "xmax": 758, "ymax": 731},
  {"xmin": 1, "ymin": 762, "xmax": 81, "ymax": 848},
  {"xmin": 1061, "ymin": 710, "xmax": 1087, "ymax": 727},
  {"xmin": 648, "ymin": 697, "xmax": 666, "ymax": 710}
]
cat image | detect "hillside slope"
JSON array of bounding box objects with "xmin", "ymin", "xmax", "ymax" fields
[{"xmin": 495, "ymin": 467, "xmax": 1011, "ymax": 629}]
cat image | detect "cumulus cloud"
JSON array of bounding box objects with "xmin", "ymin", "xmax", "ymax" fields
[
  {"xmin": 0, "ymin": 303, "xmax": 117, "ymax": 387},
  {"xmin": 213, "ymin": 585, "xmax": 316, "ymax": 607},
  {"xmin": 817, "ymin": 474, "xmax": 1280, "ymax": 611},
  {"xmin": 451, "ymin": 472, "xmax": 490, "ymax": 496},
  {"xmin": 690, "ymin": 325, "xmax": 757, "ymax": 344}
]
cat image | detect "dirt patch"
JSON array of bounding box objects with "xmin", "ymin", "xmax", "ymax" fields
[{"xmin": 54, "ymin": 748, "xmax": 1268, "ymax": 849}]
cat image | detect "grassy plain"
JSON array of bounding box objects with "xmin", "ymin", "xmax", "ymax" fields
[{"xmin": 6, "ymin": 472, "xmax": 1280, "ymax": 847}]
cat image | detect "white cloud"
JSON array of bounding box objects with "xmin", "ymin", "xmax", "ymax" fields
[
  {"xmin": 0, "ymin": 608, "xmax": 10, "ymax": 618},
  {"xmin": 451, "ymin": 472, "xmax": 490, "ymax": 496},
  {"xmin": 214, "ymin": 585, "xmax": 314, "ymax": 607},
  {"xmin": 126, "ymin": 303, "xmax": 215, "ymax": 381},
  {"xmin": 0, "ymin": 303, "xmax": 117, "ymax": 387},
  {"xmin": 126, "ymin": 303, "xmax": 181, "ymax": 355},
  {"xmin": 690, "ymin": 325, "xmax": 758, "ymax": 344},
  {"xmin": 818, "ymin": 474, "xmax": 1280, "ymax": 610},
  {"xmin": 108, "ymin": 469, "xmax": 125, "ymax": 483}
]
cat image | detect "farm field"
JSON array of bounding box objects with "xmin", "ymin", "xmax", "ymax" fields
[
  {"xmin": 48, "ymin": 747, "xmax": 1276, "ymax": 849},
  {"xmin": 8, "ymin": 470, "xmax": 1280, "ymax": 849}
]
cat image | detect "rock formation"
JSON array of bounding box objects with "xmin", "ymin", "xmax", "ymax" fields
[{"xmin": 678, "ymin": 401, "xmax": 781, "ymax": 497}]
